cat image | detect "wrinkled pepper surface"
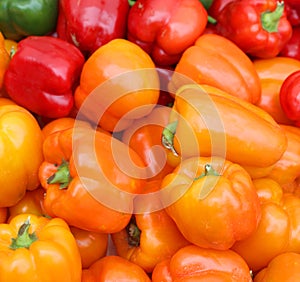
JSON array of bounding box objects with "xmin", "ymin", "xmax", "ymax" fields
[
  {"xmin": 0, "ymin": 213, "xmax": 82, "ymax": 281},
  {"xmin": 0, "ymin": 99, "xmax": 44, "ymax": 207},
  {"xmin": 0, "ymin": 0, "xmax": 59, "ymax": 41},
  {"xmin": 127, "ymin": 0, "xmax": 208, "ymax": 66},
  {"xmin": 4, "ymin": 36, "xmax": 85, "ymax": 118},
  {"xmin": 215, "ymin": 0, "xmax": 292, "ymax": 58},
  {"xmin": 160, "ymin": 156, "xmax": 261, "ymax": 250},
  {"xmin": 56, "ymin": 0, "xmax": 129, "ymax": 55}
]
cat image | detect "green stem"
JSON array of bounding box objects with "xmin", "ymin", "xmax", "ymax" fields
[
  {"xmin": 10, "ymin": 218, "xmax": 38, "ymax": 250},
  {"xmin": 126, "ymin": 217, "xmax": 141, "ymax": 247},
  {"xmin": 261, "ymin": 1, "xmax": 284, "ymax": 33},
  {"xmin": 208, "ymin": 15, "xmax": 217, "ymax": 24},
  {"xmin": 128, "ymin": 0, "xmax": 136, "ymax": 6},
  {"xmin": 195, "ymin": 164, "xmax": 220, "ymax": 180},
  {"xmin": 161, "ymin": 120, "xmax": 179, "ymax": 157},
  {"xmin": 47, "ymin": 160, "xmax": 72, "ymax": 189}
]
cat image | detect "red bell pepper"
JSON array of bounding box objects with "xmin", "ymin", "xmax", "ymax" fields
[
  {"xmin": 215, "ymin": 0, "xmax": 293, "ymax": 59},
  {"xmin": 3, "ymin": 36, "xmax": 85, "ymax": 118},
  {"xmin": 280, "ymin": 26, "xmax": 300, "ymax": 60},
  {"xmin": 279, "ymin": 70, "xmax": 300, "ymax": 126},
  {"xmin": 56, "ymin": 0, "xmax": 129, "ymax": 56},
  {"xmin": 127, "ymin": 0, "xmax": 208, "ymax": 66},
  {"xmin": 285, "ymin": 0, "xmax": 300, "ymax": 26}
]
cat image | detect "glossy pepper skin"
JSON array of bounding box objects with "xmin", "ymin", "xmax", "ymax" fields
[
  {"xmin": 171, "ymin": 33, "xmax": 262, "ymax": 104},
  {"xmin": 111, "ymin": 207, "xmax": 190, "ymax": 273},
  {"xmin": 127, "ymin": 0, "xmax": 208, "ymax": 66},
  {"xmin": 0, "ymin": 99, "xmax": 44, "ymax": 208},
  {"xmin": 215, "ymin": 0, "xmax": 292, "ymax": 59},
  {"xmin": 285, "ymin": 0, "xmax": 300, "ymax": 26},
  {"xmin": 4, "ymin": 36, "xmax": 85, "ymax": 119},
  {"xmin": 254, "ymin": 252, "xmax": 300, "ymax": 282},
  {"xmin": 280, "ymin": 26, "xmax": 300, "ymax": 60},
  {"xmin": 232, "ymin": 178, "xmax": 300, "ymax": 272},
  {"xmin": 38, "ymin": 126, "xmax": 147, "ymax": 233},
  {"xmin": 163, "ymin": 84, "xmax": 287, "ymax": 168},
  {"xmin": 0, "ymin": 0, "xmax": 58, "ymax": 41},
  {"xmin": 279, "ymin": 70, "xmax": 300, "ymax": 125},
  {"xmin": 253, "ymin": 56, "xmax": 300, "ymax": 124},
  {"xmin": 56, "ymin": 0, "xmax": 129, "ymax": 56},
  {"xmin": 152, "ymin": 245, "xmax": 253, "ymax": 282},
  {"xmin": 82, "ymin": 255, "xmax": 151, "ymax": 282},
  {"xmin": 0, "ymin": 213, "xmax": 82, "ymax": 282},
  {"xmin": 160, "ymin": 156, "xmax": 261, "ymax": 250}
]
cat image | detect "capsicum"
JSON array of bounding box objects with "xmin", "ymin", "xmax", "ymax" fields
[
  {"xmin": 3, "ymin": 36, "xmax": 85, "ymax": 118},
  {"xmin": 56, "ymin": 0, "xmax": 129, "ymax": 56},
  {"xmin": 279, "ymin": 70, "xmax": 300, "ymax": 125},
  {"xmin": 0, "ymin": 0, "xmax": 59, "ymax": 41},
  {"xmin": 38, "ymin": 125, "xmax": 147, "ymax": 233},
  {"xmin": 127, "ymin": 0, "xmax": 208, "ymax": 66},
  {"xmin": 0, "ymin": 213, "xmax": 82, "ymax": 281},
  {"xmin": 215, "ymin": 0, "xmax": 293, "ymax": 58},
  {"xmin": 280, "ymin": 26, "xmax": 300, "ymax": 60}
]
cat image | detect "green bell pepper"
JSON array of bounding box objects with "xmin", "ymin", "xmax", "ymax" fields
[{"xmin": 0, "ymin": 0, "xmax": 59, "ymax": 41}]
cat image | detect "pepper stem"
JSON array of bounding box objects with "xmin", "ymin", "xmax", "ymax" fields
[
  {"xmin": 10, "ymin": 218, "xmax": 38, "ymax": 250},
  {"xmin": 126, "ymin": 217, "xmax": 141, "ymax": 247},
  {"xmin": 195, "ymin": 164, "xmax": 220, "ymax": 180},
  {"xmin": 162, "ymin": 120, "xmax": 179, "ymax": 157},
  {"xmin": 261, "ymin": 1, "xmax": 284, "ymax": 33},
  {"xmin": 47, "ymin": 160, "xmax": 72, "ymax": 189}
]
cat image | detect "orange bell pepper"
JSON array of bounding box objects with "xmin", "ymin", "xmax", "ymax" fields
[
  {"xmin": 254, "ymin": 252, "xmax": 300, "ymax": 282},
  {"xmin": 39, "ymin": 125, "xmax": 147, "ymax": 233},
  {"xmin": 171, "ymin": 33, "xmax": 261, "ymax": 103},
  {"xmin": 152, "ymin": 245, "xmax": 253, "ymax": 282},
  {"xmin": 232, "ymin": 178, "xmax": 300, "ymax": 272},
  {"xmin": 70, "ymin": 226, "xmax": 108, "ymax": 269},
  {"xmin": 122, "ymin": 105, "xmax": 179, "ymax": 181},
  {"xmin": 162, "ymin": 84, "xmax": 287, "ymax": 168},
  {"xmin": 111, "ymin": 206, "xmax": 190, "ymax": 273},
  {"xmin": 8, "ymin": 187, "xmax": 47, "ymax": 220},
  {"xmin": 0, "ymin": 32, "xmax": 10, "ymax": 90},
  {"xmin": 253, "ymin": 56, "xmax": 300, "ymax": 124},
  {"xmin": 0, "ymin": 207, "xmax": 7, "ymax": 223},
  {"xmin": 0, "ymin": 213, "xmax": 82, "ymax": 281},
  {"xmin": 82, "ymin": 255, "xmax": 151, "ymax": 282},
  {"xmin": 74, "ymin": 38, "xmax": 160, "ymax": 132},
  {"xmin": 160, "ymin": 156, "xmax": 261, "ymax": 250},
  {"xmin": 0, "ymin": 99, "xmax": 44, "ymax": 207},
  {"xmin": 266, "ymin": 125, "xmax": 300, "ymax": 187}
]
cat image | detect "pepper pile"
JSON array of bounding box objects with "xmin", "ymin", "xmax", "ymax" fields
[{"xmin": 0, "ymin": 0, "xmax": 300, "ymax": 281}]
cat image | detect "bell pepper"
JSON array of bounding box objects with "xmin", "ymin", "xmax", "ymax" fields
[
  {"xmin": 0, "ymin": 213, "xmax": 82, "ymax": 281},
  {"xmin": 253, "ymin": 56, "xmax": 300, "ymax": 124},
  {"xmin": 0, "ymin": 99, "xmax": 44, "ymax": 207},
  {"xmin": 122, "ymin": 105, "xmax": 178, "ymax": 181},
  {"xmin": 266, "ymin": 125, "xmax": 300, "ymax": 188},
  {"xmin": 280, "ymin": 26, "xmax": 300, "ymax": 60},
  {"xmin": 254, "ymin": 252, "xmax": 300, "ymax": 282},
  {"xmin": 0, "ymin": 0, "xmax": 59, "ymax": 41},
  {"xmin": 70, "ymin": 226, "xmax": 108, "ymax": 269},
  {"xmin": 74, "ymin": 38, "xmax": 160, "ymax": 132},
  {"xmin": 82, "ymin": 255, "xmax": 151, "ymax": 282},
  {"xmin": 152, "ymin": 245, "xmax": 253, "ymax": 282},
  {"xmin": 0, "ymin": 208, "xmax": 7, "ymax": 224},
  {"xmin": 215, "ymin": 0, "xmax": 293, "ymax": 59},
  {"xmin": 111, "ymin": 205, "xmax": 190, "ymax": 273},
  {"xmin": 3, "ymin": 36, "xmax": 85, "ymax": 119},
  {"xmin": 232, "ymin": 178, "xmax": 300, "ymax": 272},
  {"xmin": 127, "ymin": 0, "xmax": 208, "ymax": 66},
  {"xmin": 162, "ymin": 84, "xmax": 287, "ymax": 168},
  {"xmin": 56, "ymin": 0, "xmax": 129, "ymax": 56},
  {"xmin": 172, "ymin": 33, "xmax": 262, "ymax": 104},
  {"xmin": 8, "ymin": 188, "xmax": 47, "ymax": 220},
  {"xmin": 0, "ymin": 32, "xmax": 10, "ymax": 90},
  {"xmin": 285, "ymin": 0, "xmax": 300, "ymax": 26},
  {"xmin": 38, "ymin": 125, "xmax": 147, "ymax": 233},
  {"xmin": 279, "ymin": 70, "xmax": 300, "ymax": 125},
  {"xmin": 207, "ymin": 0, "xmax": 235, "ymax": 18},
  {"xmin": 160, "ymin": 156, "xmax": 261, "ymax": 250}
]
